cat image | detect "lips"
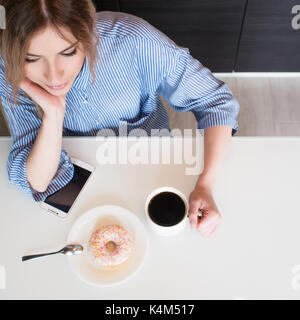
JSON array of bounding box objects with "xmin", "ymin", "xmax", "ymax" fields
[{"xmin": 46, "ymin": 81, "xmax": 68, "ymax": 90}]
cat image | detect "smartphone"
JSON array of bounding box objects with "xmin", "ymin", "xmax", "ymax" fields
[{"xmin": 39, "ymin": 157, "xmax": 95, "ymax": 218}]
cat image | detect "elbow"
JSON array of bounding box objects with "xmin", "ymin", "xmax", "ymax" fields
[
  {"xmin": 27, "ymin": 178, "xmax": 49, "ymax": 193},
  {"xmin": 7, "ymin": 164, "xmax": 48, "ymax": 193},
  {"xmin": 32, "ymin": 185, "xmax": 48, "ymax": 193},
  {"xmin": 26, "ymin": 159, "xmax": 50, "ymax": 193},
  {"xmin": 7, "ymin": 150, "xmax": 50, "ymax": 194}
]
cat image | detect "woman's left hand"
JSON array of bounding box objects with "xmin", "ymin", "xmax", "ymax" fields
[{"xmin": 188, "ymin": 182, "xmax": 222, "ymax": 236}]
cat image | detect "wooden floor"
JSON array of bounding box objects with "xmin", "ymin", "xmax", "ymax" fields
[
  {"xmin": 1, "ymin": 77, "xmax": 300, "ymax": 137},
  {"xmin": 164, "ymin": 76, "xmax": 300, "ymax": 136}
]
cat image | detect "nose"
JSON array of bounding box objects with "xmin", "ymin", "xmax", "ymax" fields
[{"xmin": 43, "ymin": 60, "xmax": 65, "ymax": 85}]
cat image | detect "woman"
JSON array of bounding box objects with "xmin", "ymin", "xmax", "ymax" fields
[{"xmin": 0, "ymin": 0, "xmax": 239, "ymax": 235}]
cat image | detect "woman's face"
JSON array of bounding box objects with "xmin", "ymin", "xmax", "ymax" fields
[{"xmin": 24, "ymin": 25, "xmax": 86, "ymax": 96}]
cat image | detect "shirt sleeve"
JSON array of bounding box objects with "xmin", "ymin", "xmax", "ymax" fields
[
  {"xmin": 0, "ymin": 89, "xmax": 74, "ymax": 202},
  {"xmin": 135, "ymin": 37, "xmax": 240, "ymax": 136}
]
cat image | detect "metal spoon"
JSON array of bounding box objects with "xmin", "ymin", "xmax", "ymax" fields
[{"xmin": 22, "ymin": 244, "xmax": 83, "ymax": 262}]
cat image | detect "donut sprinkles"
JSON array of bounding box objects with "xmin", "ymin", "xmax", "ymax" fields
[{"xmin": 88, "ymin": 224, "xmax": 133, "ymax": 268}]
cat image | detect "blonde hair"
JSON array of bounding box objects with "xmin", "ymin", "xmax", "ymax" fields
[{"xmin": 0, "ymin": 0, "xmax": 99, "ymax": 118}]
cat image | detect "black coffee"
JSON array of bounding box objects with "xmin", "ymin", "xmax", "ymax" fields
[{"xmin": 148, "ymin": 192, "xmax": 186, "ymax": 227}]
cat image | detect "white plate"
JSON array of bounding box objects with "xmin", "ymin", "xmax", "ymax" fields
[{"xmin": 66, "ymin": 205, "xmax": 149, "ymax": 287}]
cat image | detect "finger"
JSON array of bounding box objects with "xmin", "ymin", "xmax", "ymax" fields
[
  {"xmin": 197, "ymin": 220, "xmax": 215, "ymax": 235},
  {"xmin": 20, "ymin": 77, "xmax": 32, "ymax": 87},
  {"xmin": 200, "ymin": 217, "xmax": 221, "ymax": 236},
  {"xmin": 189, "ymin": 209, "xmax": 208, "ymax": 229},
  {"xmin": 209, "ymin": 225, "xmax": 218, "ymax": 235},
  {"xmin": 20, "ymin": 78, "xmax": 53, "ymax": 107},
  {"xmin": 196, "ymin": 212, "xmax": 213, "ymax": 231},
  {"xmin": 188, "ymin": 202, "xmax": 200, "ymax": 228},
  {"xmin": 197, "ymin": 215, "xmax": 218, "ymax": 234},
  {"xmin": 199, "ymin": 222, "xmax": 217, "ymax": 236}
]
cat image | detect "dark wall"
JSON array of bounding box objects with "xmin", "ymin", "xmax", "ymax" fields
[
  {"xmin": 92, "ymin": 0, "xmax": 300, "ymax": 72},
  {"xmin": 92, "ymin": 0, "xmax": 120, "ymax": 11},
  {"xmin": 235, "ymin": 0, "xmax": 300, "ymax": 72},
  {"xmin": 120, "ymin": 0, "xmax": 246, "ymax": 73}
]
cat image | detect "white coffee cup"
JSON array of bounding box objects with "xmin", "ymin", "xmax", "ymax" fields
[{"xmin": 145, "ymin": 187, "xmax": 189, "ymax": 236}]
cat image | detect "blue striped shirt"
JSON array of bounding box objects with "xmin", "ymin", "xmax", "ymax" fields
[{"xmin": 0, "ymin": 11, "xmax": 239, "ymax": 202}]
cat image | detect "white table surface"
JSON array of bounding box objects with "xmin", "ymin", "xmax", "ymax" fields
[{"xmin": 0, "ymin": 136, "xmax": 300, "ymax": 300}]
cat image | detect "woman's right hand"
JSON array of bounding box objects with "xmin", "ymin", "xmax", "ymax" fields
[{"xmin": 19, "ymin": 77, "xmax": 66, "ymax": 120}]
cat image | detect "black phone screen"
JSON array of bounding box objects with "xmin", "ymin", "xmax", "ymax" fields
[{"xmin": 43, "ymin": 163, "xmax": 92, "ymax": 213}]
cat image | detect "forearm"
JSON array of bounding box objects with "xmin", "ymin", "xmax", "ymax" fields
[
  {"xmin": 26, "ymin": 112, "xmax": 63, "ymax": 192},
  {"xmin": 196, "ymin": 125, "xmax": 232, "ymax": 189}
]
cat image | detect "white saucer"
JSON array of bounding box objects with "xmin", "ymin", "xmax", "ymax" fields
[{"xmin": 66, "ymin": 205, "xmax": 149, "ymax": 287}]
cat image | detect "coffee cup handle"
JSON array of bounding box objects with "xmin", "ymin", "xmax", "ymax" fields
[{"xmin": 187, "ymin": 209, "xmax": 205, "ymax": 219}]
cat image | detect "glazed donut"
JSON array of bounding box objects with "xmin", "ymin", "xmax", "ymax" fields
[{"xmin": 88, "ymin": 224, "xmax": 133, "ymax": 268}]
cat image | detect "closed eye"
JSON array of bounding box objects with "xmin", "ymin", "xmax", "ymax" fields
[
  {"xmin": 25, "ymin": 48, "xmax": 77, "ymax": 63},
  {"xmin": 62, "ymin": 48, "xmax": 77, "ymax": 57}
]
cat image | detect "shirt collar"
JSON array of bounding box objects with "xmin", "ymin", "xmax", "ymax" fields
[{"xmin": 72, "ymin": 56, "xmax": 91, "ymax": 92}]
